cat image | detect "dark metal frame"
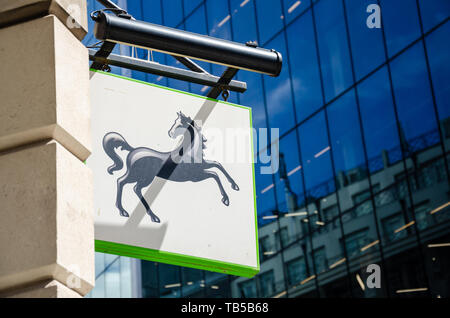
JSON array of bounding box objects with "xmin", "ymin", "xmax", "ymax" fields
[
  {"xmin": 89, "ymin": 0, "xmax": 280, "ymax": 100},
  {"xmin": 88, "ymin": 49, "xmax": 246, "ymax": 94}
]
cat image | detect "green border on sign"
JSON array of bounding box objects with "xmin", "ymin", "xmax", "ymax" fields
[{"xmin": 91, "ymin": 69, "xmax": 260, "ymax": 278}]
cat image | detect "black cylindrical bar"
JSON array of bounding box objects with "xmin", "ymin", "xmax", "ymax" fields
[{"xmin": 93, "ymin": 12, "xmax": 282, "ymax": 77}]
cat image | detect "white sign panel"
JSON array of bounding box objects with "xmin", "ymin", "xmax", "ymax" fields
[{"xmin": 88, "ymin": 70, "xmax": 259, "ymax": 277}]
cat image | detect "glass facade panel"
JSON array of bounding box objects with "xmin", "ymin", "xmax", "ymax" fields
[
  {"xmin": 184, "ymin": 4, "xmax": 212, "ymax": 95},
  {"xmin": 162, "ymin": 0, "xmax": 184, "ymax": 27},
  {"xmin": 358, "ymin": 66, "xmax": 403, "ymax": 178},
  {"xmin": 286, "ymin": 11, "xmax": 322, "ymax": 123},
  {"xmin": 426, "ymin": 21, "xmax": 450, "ymax": 155},
  {"xmin": 282, "ymin": 0, "xmax": 310, "ymax": 24},
  {"xmin": 254, "ymin": 0, "xmax": 284, "ymax": 44},
  {"xmin": 314, "ymin": 0, "xmax": 353, "ymax": 102},
  {"xmin": 255, "ymin": 160, "xmax": 277, "ymax": 226},
  {"xmin": 184, "ymin": 0, "xmax": 203, "ymax": 16},
  {"xmin": 206, "ymin": 0, "xmax": 233, "ymax": 75},
  {"xmin": 344, "ymin": 0, "xmax": 385, "ymax": 80},
  {"xmin": 229, "ymin": 0, "xmax": 258, "ymax": 44},
  {"xmin": 263, "ymin": 33, "xmax": 296, "ymax": 136},
  {"xmin": 380, "ymin": 0, "xmax": 421, "ymax": 57},
  {"xmin": 327, "ymin": 90, "xmax": 366, "ymax": 179},
  {"xmin": 141, "ymin": 261, "xmax": 159, "ymax": 297},
  {"xmin": 286, "ymin": 256, "xmax": 307, "ymax": 286},
  {"xmin": 418, "ymin": 0, "xmax": 450, "ymax": 33},
  {"xmin": 299, "ymin": 112, "xmax": 334, "ymax": 195},
  {"xmin": 237, "ymin": 72, "xmax": 267, "ymax": 132},
  {"xmin": 390, "ymin": 42, "xmax": 439, "ymax": 146},
  {"xmin": 159, "ymin": 264, "xmax": 182, "ymax": 298},
  {"xmin": 104, "ymin": 255, "xmax": 121, "ymax": 298},
  {"xmin": 273, "ymin": 131, "xmax": 303, "ymax": 213}
]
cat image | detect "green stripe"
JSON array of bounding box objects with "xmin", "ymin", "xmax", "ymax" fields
[
  {"xmin": 95, "ymin": 239, "xmax": 259, "ymax": 278},
  {"xmin": 249, "ymin": 109, "xmax": 260, "ymax": 272}
]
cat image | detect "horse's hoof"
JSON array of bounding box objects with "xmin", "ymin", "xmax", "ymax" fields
[
  {"xmin": 232, "ymin": 183, "xmax": 240, "ymax": 191},
  {"xmin": 151, "ymin": 215, "xmax": 161, "ymax": 223},
  {"xmin": 222, "ymin": 197, "xmax": 229, "ymax": 206},
  {"xmin": 120, "ymin": 211, "xmax": 129, "ymax": 217}
]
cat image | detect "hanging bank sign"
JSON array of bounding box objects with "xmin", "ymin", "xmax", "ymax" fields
[{"xmin": 87, "ymin": 70, "xmax": 259, "ymax": 277}]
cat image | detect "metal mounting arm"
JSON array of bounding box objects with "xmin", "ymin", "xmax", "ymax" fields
[
  {"xmin": 89, "ymin": 49, "xmax": 246, "ymax": 94},
  {"xmin": 89, "ymin": 0, "xmax": 282, "ymax": 101}
]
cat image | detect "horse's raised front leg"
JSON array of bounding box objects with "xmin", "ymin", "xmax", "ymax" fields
[
  {"xmin": 133, "ymin": 184, "xmax": 160, "ymax": 223},
  {"xmin": 203, "ymin": 160, "xmax": 239, "ymax": 191},
  {"xmin": 197, "ymin": 170, "xmax": 230, "ymax": 206},
  {"xmin": 116, "ymin": 174, "xmax": 130, "ymax": 217}
]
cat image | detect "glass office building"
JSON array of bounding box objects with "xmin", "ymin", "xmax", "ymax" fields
[{"xmin": 84, "ymin": 0, "xmax": 450, "ymax": 298}]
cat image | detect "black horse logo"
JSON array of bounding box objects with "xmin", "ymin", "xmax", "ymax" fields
[{"xmin": 103, "ymin": 111, "xmax": 240, "ymax": 223}]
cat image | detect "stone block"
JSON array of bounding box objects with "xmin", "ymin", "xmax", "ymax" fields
[
  {"xmin": 0, "ymin": 140, "xmax": 94, "ymax": 296},
  {"xmin": 0, "ymin": 15, "xmax": 91, "ymax": 161}
]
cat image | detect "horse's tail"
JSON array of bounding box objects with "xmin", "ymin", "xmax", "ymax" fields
[{"xmin": 102, "ymin": 132, "xmax": 134, "ymax": 175}]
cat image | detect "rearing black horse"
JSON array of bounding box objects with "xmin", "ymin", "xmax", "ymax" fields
[{"xmin": 103, "ymin": 111, "xmax": 239, "ymax": 223}]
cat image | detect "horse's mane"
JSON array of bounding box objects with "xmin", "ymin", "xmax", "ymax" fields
[{"xmin": 179, "ymin": 112, "xmax": 207, "ymax": 153}]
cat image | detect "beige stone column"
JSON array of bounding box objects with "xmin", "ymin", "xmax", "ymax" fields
[{"xmin": 0, "ymin": 1, "xmax": 94, "ymax": 298}]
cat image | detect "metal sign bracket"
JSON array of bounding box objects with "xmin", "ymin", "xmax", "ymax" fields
[{"xmin": 89, "ymin": 1, "xmax": 246, "ymax": 101}]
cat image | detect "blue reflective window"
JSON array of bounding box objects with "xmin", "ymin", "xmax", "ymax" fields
[
  {"xmin": 380, "ymin": 0, "xmax": 421, "ymax": 57},
  {"xmin": 327, "ymin": 90, "xmax": 366, "ymax": 173},
  {"xmin": 390, "ymin": 42, "xmax": 440, "ymax": 148},
  {"xmin": 254, "ymin": 161, "xmax": 277, "ymax": 226},
  {"xmin": 126, "ymin": 0, "xmax": 165, "ymax": 83},
  {"xmin": 282, "ymin": 0, "xmax": 310, "ymax": 24},
  {"xmin": 286, "ymin": 11, "xmax": 322, "ymax": 123},
  {"xmin": 141, "ymin": 0, "xmax": 163, "ymax": 24},
  {"xmin": 315, "ymin": 0, "xmax": 353, "ymax": 102},
  {"xmin": 238, "ymin": 72, "xmax": 267, "ymax": 131},
  {"xmin": 418, "ymin": 0, "xmax": 450, "ymax": 33},
  {"xmin": 298, "ymin": 111, "xmax": 335, "ymax": 195},
  {"xmin": 358, "ymin": 67, "xmax": 402, "ymax": 170},
  {"xmin": 344, "ymin": 0, "xmax": 385, "ymax": 80},
  {"xmin": 263, "ymin": 33, "xmax": 296, "ymax": 135},
  {"xmin": 162, "ymin": 0, "xmax": 184, "ymax": 27},
  {"xmin": 126, "ymin": 0, "xmax": 143, "ymax": 19},
  {"xmin": 185, "ymin": 3, "xmax": 213, "ymax": 95},
  {"xmin": 184, "ymin": 0, "xmax": 203, "ymax": 16},
  {"xmin": 230, "ymin": 0, "xmax": 258, "ymax": 44},
  {"xmin": 206, "ymin": 0, "xmax": 233, "ymax": 75},
  {"xmin": 206, "ymin": 0, "xmax": 232, "ymax": 40},
  {"xmin": 185, "ymin": 4, "xmax": 208, "ymax": 35},
  {"xmin": 274, "ymin": 132, "xmax": 304, "ymax": 212},
  {"xmin": 255, "ymin": 0, "xmax": 284, "ymax": 44},
  {"xmin": 226, "ymin": 91, "xmax": 239, "ymax": 105},
  {"xmin": 426, "ymin": 21, "xmax": 450, "ymax": 121}
]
